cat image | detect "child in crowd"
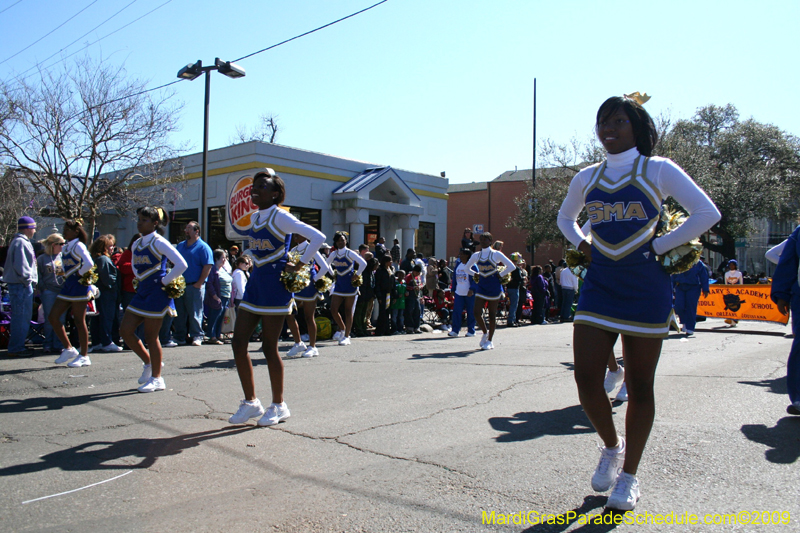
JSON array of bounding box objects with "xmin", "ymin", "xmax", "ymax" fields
[
  {"xmin": 404, "ymin": 264, "xmax": 423, "ymax": 333},
  {"xmin": 391, "ymin": 270, "xmax": 407, "ymax": 334},
  {"xmin": 448, "ymin": 248, "xmax": 477, "ymax": 337}
]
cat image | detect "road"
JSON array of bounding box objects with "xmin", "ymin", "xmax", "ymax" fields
[{"xmin": 1, "ymin": 319, "xmax": 798, "ymax": 532}]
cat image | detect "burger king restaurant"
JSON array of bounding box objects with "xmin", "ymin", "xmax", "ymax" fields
[{"xmin": 113, "ymin": 141, "xmax": 449, "ymax": 258}]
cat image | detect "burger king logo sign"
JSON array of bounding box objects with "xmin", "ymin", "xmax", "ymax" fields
[{"xmin": 226, "ymin": 174, "xmax": 258, "ymax": 239}]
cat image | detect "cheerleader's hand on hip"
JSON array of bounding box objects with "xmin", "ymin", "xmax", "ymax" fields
[
  {"xmin": 284, "ymin": 261, "xmax": 302, "ymax": 273},
  {"xmin": 578, "ymin": 240, "xmax": 592, "ymax": 264},
  {"xmin": 777, "ymin": 299, "xmax": 789, "ymax": 316}
]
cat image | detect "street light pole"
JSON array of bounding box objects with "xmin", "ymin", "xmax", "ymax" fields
[{"xmin": 177, "ymin": 58, "xmax": 246, "ymax": 243}]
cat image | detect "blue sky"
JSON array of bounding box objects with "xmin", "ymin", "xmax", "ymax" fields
[{"xmin": 2, "ymin": 0, "xmax": 798, "ymax": 185}]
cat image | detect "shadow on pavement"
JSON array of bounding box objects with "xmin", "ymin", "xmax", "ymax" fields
[
  {"xmin": 519, "ymin": 495, "xmax": 620, "ymax": 532},
  {"xmin": 703, "ymin": 327, "xmax": 788, "ymax": 337},
  {"xmin": 0, "ymin": 390, "xmax": 139, "ymax": 413},
  {"xmin": 738, "ymin": 376, "xmax": 788, "ymax": 395},
  {"xmin": 741, "ymin": 417, "xmax": 800, "ymax": 464},
  {"xmin": 0, "ymin": 426, "xmax": 255, "ymax": 476},
  {"xmin": 409, "ymin": 350, "xmax": 477, "ymax": 360},
  {"xmin": 0, "ymin": 366, "xmax": 59, "ymax": 377},
  {"xmin": 489, "ymin": 404, "xmax": 595, "ymax": 442}
]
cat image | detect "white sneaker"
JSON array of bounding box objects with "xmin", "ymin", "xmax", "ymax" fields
[
  {"xmin": 606, "ymin": 472, "xmax": 640, "ymax": 511},
  {"xmin": 448, "ymin": 331, "xmax": 459, "ymax": 337},
  {"xmin": 163, "ymin": 340, "xmax": 178, "ymax": 348},
  {"xmin": 138, "ymin": 362, "xmax": 165, "ymax": 384},
  {"xmin": 191, "ymin": 338, "xmax": 202, "ymax": 346},
  {"xmin": 55, "ymin": 347, "xmax": 79, "ymax": 364},
  {"xmin": 102, "ymin": 342, "xmax": 124, "ymax": 352},
  {"xmin": 481, "ymin": 333, "xmax": 488, "ymax": 345},
  {"xmin": 591, "ymin": 438, "xmax": 625, "ymax": 492},
  {"xmin": 338, "ymin": 336, "xmax": 351, "ymax": 346},
  {"xmin": 615, "ymin": 383, "xmax": 628, "ymax": 402},
  {"xmin": 685, "ymin": 330, "xmax": 694, "ymax": 337},
  {"xmin": 67, "ymin": 355, "xmax": 91, "ymax": 367},
  {"xmin": 229, "ymin": 399, "xmax": 266, "ymax": 424},
  {"xmin": 300, "ymin": 333, "xmax": 310, "ymax": 343},
  {"xmin": 482, "ymin": 340, "xmax": 494, "ymax": 350},
  {"xmin": 257, "ymin": 402, "xmax": 290, "ymax": 426},
  {"xmin": 137, "ymin": 376, "xmax": 165, "ymax": 393},
  {"xmin": 604, "ymin": 367, "xmax": 624, "ymax": 393},
  {"xmin": 302, "ymin": 346, "xmax": 319, "ymax": 358},
  {"xmin": 465, "ymin": 331, "xmax": 476, "ymax": 337},
  {"xmin": 332, "ymin": 330, "xmax": 344, "ymax": 342},
  {"xmin": 287, "ymin": 342, "xmax": 307, "ymax": 357}
]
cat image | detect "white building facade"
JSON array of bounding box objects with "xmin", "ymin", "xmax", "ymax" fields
[{"xmin": 110, "ymin": 141, "xmax": 449, "ymax": 258}]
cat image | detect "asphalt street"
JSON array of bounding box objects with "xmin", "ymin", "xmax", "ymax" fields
[{"xmin": 1, "ymin": 318, "xmax": 798, "ymax": 532}]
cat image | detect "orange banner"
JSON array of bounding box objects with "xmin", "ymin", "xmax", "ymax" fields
[{"xmin": 696, "ymin": 284, "xmax": 788, "ymax": 325}]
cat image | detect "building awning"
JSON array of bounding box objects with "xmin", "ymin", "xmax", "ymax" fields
[{"xmin": 333, "ymin": 166, "xmax": 420, "ymax": 204}]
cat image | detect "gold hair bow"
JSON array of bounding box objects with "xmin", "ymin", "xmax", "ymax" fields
[
  {"xmin": 263, "ymin": 168, "xmax": 276, "ymax": 177},
  {"xmin": 74, "ymin": 217, "xmax": 84, "ymax": 226},
  {"xmin": 156, "ymin": 207, "xmax": 166, "ymax": 222},
  {"xmin": 624, "ymin": 92, "xmax": 651, "ymax": 106}
]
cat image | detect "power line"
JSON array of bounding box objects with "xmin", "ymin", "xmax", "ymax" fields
[
  {"xmin": 0, "ymin": 1, "xmax": 99, "ymax": 66},
  {"xmin": 234, "ymin": 0, "xmax": 389, "ymax": 62},
  {"xmin": 0, "ymin": 0, "xmax": 25, "ymax": 16},
  {"xmin": 31, "ymin": 0, "xmax": 175, "ymax": 77},
  {"xmin": 18, "ymin": 0, "xmax": 390, "ymax": 130},
  {"xmin": 15, "ymin": 0, "xmax": 141, "ymax": 80}
]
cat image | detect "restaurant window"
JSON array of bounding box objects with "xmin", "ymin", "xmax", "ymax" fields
[
  {"xmin": 365, "ymin": 215, "xmax": 380, "ymax": 249},
  {"xmin": 284, "ymin": 206, "xmax": 322, "ymax": 230},
  {"xmin": 208, "ymin": 207, "xmax": 240, "ymax": 251},
  {"xmin": 168, "ymin": 209, "xmax": 198, "ymax": 245},
  {"xmin": 417, "ymin": 222, "xmax": 435, "ymax": 258}
]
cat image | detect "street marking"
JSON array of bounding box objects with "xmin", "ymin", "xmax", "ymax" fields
[{"xmin": 22, "ymin": 471, "xmax": 133, "ymax": 504}]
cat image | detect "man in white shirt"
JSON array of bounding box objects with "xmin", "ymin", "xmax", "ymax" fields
[{"xmin": 559, "ymin": 266, "xmax": 579, "ymax": 322}]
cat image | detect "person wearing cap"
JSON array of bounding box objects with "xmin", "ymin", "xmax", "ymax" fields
[
  {"xmin": 4, "ymin": 217, "xmax": 38, "ymax": 356},
  {"xmin": 724, "ymin": 259, "xmax": 743, "ymax": 326}
]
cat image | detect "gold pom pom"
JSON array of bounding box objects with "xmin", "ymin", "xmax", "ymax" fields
[
  {"xmin": 79, "ymin": 266, "xmax": 99, "ymax": 286},
  {"xmin": 351, "ymin": 273, "xmax": 363, "ymax": 287},
  {"xmin": 655, "ymin": 206, "xmax": 703, "ymax": 275},
  {"xmin": 280, "ymin": 251, "xmax": 312, "ymax": 293},
  {"xmin": 315, "ymin": 276, "xmax": 333, "ymax": 294},
  {"xmin": 162, "ymin": 275, "xmax": 187, "ymax": 299},
  {"xmin": 565, "ymin": 249, "xmax": 589, "ymax": 269}
]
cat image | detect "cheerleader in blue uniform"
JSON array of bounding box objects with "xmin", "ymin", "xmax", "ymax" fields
[
  {"xmin": 328, "ymin": 232, "xmax": 367, "ymax": 346},
  {"xmin": 557, "ymin": 95, "xmax": 720, "ymax": 510},
  {"xmin": 288, "ymin": 235, "xmax": 330, "ymax": 357},
  {"xmin": 229, "ymin": 169, "xmax": 326, "ymax": 426},
  {"xmin": 464, "ymin": 232, "xmax": 515, "ymax": 350},
  {"xmin": 119, "ymin": 207, "xmax": 188, "ymax": 393},
  {"xmin": 51, "ymin": 220, "xmax": 94, "ymax": 368}
]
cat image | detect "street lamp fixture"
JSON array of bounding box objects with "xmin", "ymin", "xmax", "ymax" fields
[{"xmin": 176, "ymin": 57, "xmax": 246, "ymax": 242}]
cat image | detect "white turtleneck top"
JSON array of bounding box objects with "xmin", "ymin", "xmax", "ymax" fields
[{"xmin": 557, "ymin": 147, "xmax": 720, "ymax": 255}]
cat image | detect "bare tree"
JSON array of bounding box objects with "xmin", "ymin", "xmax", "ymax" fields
[
  {"xmin": 507, "ymin": 135, "xmax": 603, "ymax": 249},
  {"xmin": 230, "ymin": 112, "xmax": 280, "ymax": 144},
  {"xmin": 0, "ymin": 56, "xmax": 184, "ymax": 237}
]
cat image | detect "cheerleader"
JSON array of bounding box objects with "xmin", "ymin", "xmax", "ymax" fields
[
  {"xmin": 51, "ymin": 220, "xmax": 94, "ymax": 367},
  {"xmin": 557, "ymin": 95, "xmax": 720, "ymax": 510},
  {"xmin": 328, "ymin": 232, "xmax": 367, "ymax": 346},
  {"xmin": 464, "ymin": 232, "xmax": 516, "ymax": 350},
  {"xmin": 228, "ymin": 169, "xmax": 325, "ymax": 426},
  {"xmin": 288, "ymin": 235, "xmax": 330, "ymax": 357},
  {"xmin": 119, "ymin": 207, "xmax": 188, "ymax": 393}
]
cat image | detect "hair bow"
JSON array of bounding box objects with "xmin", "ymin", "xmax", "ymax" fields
[{"xmin": 624, "ymin": 92, "xmax": 651, "ymax": 106}]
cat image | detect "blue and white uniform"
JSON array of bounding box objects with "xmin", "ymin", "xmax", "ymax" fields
[
  {"xmin": 291, "ymin": 241, "xmax": 331, "ymax": 302},
  {"xmin": 56, "ymin": 238, "xmax": 94, "ymax": 302},
  {"xmin": 240, "ymin": 205, "xmax": 326, "ymax": 315},
  {"xmin": 464, "ymin": 248, "xmax": 516, "ymax": 301},
  {"xmin": 126, "ymin": 233, "xmax": 188, "ymax": 319},
  {"xmin": 329, "ymin": 248, "xmax": 367, "ymax": 297},
  {"xmin": 557, "ymin": 147, "xmax": 720, "ymax": 338}
]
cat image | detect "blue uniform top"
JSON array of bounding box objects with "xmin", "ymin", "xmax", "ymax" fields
[
  {"xmin": 672, "ymin": 260, "xmax": 710, "ymax": 292},
  {"xmin": 771, "ymin": 224, "xmax": 800, "ymax": 304}
]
